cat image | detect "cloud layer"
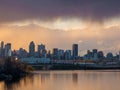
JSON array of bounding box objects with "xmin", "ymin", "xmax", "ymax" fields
[{"xmin": 0, "ymin": 0, "xmax": 120, "ymax": 23}]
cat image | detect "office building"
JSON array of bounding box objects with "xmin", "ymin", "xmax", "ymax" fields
[
  {"xmin": 98, "ymin": 51, "xmax": 104, "ymax": 60},
  {"xmin": 19, "ymin": 48, "xmax": 28, "ymax": 58},
  {"xmin": 58, "ymin": 49, "xmax": 64, "ymax": 60},
  {"xmin": 29, "ymin": 41, "xmax": 35, "ymax": 57},
  {"xmin": 0, "ymin": 41, "xmax": 5, "ymax": 57},
  {"xmin": 5, "ymin": 43, "xmax": 11, "ymax": 57},
  {"xmin": 52, "ymin": 48, "xmax": 59, "ymax": 60},
  {"xmin": 64, "ymin": 50, "xmax": 72, "ymax": 60},
  {"xmin": 72, "ymin": 44, "xmax": 78, "ymax": 59},
  {"xmin": 38, "ymin": 44, "xmax": 46, "ymax": 57}
]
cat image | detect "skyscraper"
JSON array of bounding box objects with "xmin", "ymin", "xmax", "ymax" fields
[
  {"xmin": 53, "ymin": 48, "xmax": 58, "ymax": 56},
  {"xmin": 19, "ymin": 48, "xmax": 28, "ymax": 58},
  {"xmin": 5, "ymin": 43, "xmax": 11, "ymax": 57},
  {"xmin": 38, "ymin": 44, "xmax": 46, "ymax": 57},
  {"xmin": 29, "ymin": 41, "xmax": 35, "ymax": 57},
  {"xmin": 119, "ymin": 51, "xmax": 120, "ymax": 61},
  {"xmin": 92, "ymin": 49, "xmax": 98, "ymax": 60},
  {"xmin": 64, "ymin": 50, "xmax": 72, "ymax": 60},
  {"xmin": 106, "ymin": 52, "xmax": 113, "ymax": 60},
  {"xmin": 1, "ymin": 41, "xmax": 4, "ymax": 49},
  {"xmin": 98, "ymin": 51, "xmax": 104, "ymax": 60},
  {"xmin": 38, "ymin": 44, "xmax": 45, "ymax": 51},
  {"xmin": 72, "ymin": 44, "xmax": 78, "ymax": 59},
  {"xmin": 93, "ymin": 49, "xmax": 97, "ymax": 55},
  {"xmin": 58, "ymin": 49, "xmax": 64, "ymax": 60},
  {"xmin": 52, "ymin": 48, "xmax": 59, "ymax": 60},
  {"xmin": 0, "ymin": 41, "xmax": 4, "ymax": 57}
]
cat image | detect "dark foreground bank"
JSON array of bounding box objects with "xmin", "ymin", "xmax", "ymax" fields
[{"xmin": 0, "ymin": 57, "xmax": 32, "ymax": 81}]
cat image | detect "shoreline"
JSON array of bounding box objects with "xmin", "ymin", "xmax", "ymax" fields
[{"xmin": 31, "ymin": 64, "xmax": 120, "ymax": 70}]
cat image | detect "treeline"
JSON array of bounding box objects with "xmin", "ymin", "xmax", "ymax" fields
[{"xmin": 0, "ymin": 57, "xmax": 33, "ymax": 81}]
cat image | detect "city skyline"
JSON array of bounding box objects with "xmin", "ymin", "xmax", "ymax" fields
[
  {"xmin": 0, "ymin": 40, "xmax": 120, "ymax": 62},
  {"xmin": 0, "ymin": 40, "xmax": 120, "ymax": 58},
  {"xmin": 0, "ymin": 40, "xmax": 120, "ymax": 56}
]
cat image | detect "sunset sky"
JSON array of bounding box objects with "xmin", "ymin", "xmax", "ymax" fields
[{"xmin": 0, "ymin": 0, "xmax": 120, "ymax": 55}]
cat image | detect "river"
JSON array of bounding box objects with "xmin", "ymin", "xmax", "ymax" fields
[{"xmin": 0, "ymin": 70, "xmax": 120, "ymax": 90}]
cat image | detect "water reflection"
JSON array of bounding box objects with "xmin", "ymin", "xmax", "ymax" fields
[
  {"xmin": 0, "ymin": 70, "xmax": 120, "ymax": 90},
  {"xmin": 3, "ymin": 74, "xmax": 34, "ymax": 90},
  {"xmin": 72, "ymin": 73, "xmax": 78, "ymax": 84}
]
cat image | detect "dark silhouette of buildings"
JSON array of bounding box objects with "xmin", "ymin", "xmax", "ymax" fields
[
  {"xmin": 52, "ymin": 48, "xmax": 59, "ymax": 60},
  {"xmin": 38, "ymin": 44, "xmax": 46, "ymax": 58},
  {"xmin": 72, "ymin": 44, "xmax": 78, "ymax": 60},
  {"xmin": 29, "ymin": 41, "xmax": 35, "ymax": 57},
  {"xmin": 0, "ymin": 40, "xmax": 120, "ymax": 62},
  {"xmin": 97, "ymin": 51, "xmax": 104, "ymax": 60},
  {"xmin": 5, "ymin": 43, "xmax": 11, "ymax": 57},
  {"xmin": 0, "ymin": 41, "xmax": 12, "ymax": 57},
  {"xmin": 0, "ymin": 41, "xmax": 5, "ymax": 57}
]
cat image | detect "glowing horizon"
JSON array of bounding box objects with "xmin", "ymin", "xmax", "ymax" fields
[{"xmin": 0, "ymin": 17, "xmax": 120, "ymax": 56}]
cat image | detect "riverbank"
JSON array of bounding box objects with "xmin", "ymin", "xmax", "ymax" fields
[{"xmin": 31, "ymin": 64, "xmax": 120, "ymax": 70}]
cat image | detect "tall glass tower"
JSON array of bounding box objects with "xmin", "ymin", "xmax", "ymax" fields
[
  {"xmin": 29, "ymin": 41, "xmax": 35, "ymax": 57},
  {"xmin": 72, "ymin": 44, "xmax": 78, "ymax": 59}
]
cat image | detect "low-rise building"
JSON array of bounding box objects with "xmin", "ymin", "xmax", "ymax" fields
[{"xmin": 20, "ymin": 57, "xmax": 50, "ymax": 64}]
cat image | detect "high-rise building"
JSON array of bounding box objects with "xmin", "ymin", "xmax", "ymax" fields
[
  {"xmin": 72, "ymin": 44, "xmax": 78, "ymax": 59},
  {"xmin": 119, "ymin": 51, "xmax": 120, "ymax": 61},
  {"xmin": 46, "ymin": 50, "xmax": 51, "ymax": 59},
  {"xmin": 1, "ymin": 41, "xmax": 4, "ymax": 49},
  {"xmin": 5, "ymin": 43, "xmax": 11, "ymax": 57},
  {"xmin": 58, "ymin": 49, "xmax": 64, "ymax": 60},
  {"xmin": 98, "ymin": 51, "xmax": 104, "ymax": 60},
  {"xmin": 38, "ymin": 44, "xmax": 46, "ymax": 57},
  {"xmin": 92, "ymin": 49, "xmax": 98, "ymax": 60},
  {"xmin": 106, "ymin": 52, "xmax": 113, "ymax": 60},
  {"xmin": 93, "ymin": 49, "xmax": 97, "ymax": 54},
  {"xmin": 87, "ymin": 50, "xmax": 93, "ymax": 59},
  {"xmin": 0, "ymin": 41, "xmax": 5, "ymax": 57},
  {"xmin": 29, "ymin": 41, "xmax": 35, "ymax": 57},
  {"xmin": 64, "ymin": 50, "xmax": 72, "ymax": 60},
  {"xmin": 53, "ymin": 48, "xmax": 58, "ymax": 56},
  {"xmin": 19, "ymin": 48, "xmax": 28, "ymax": 58},
  {"xmin": 52, "ymin": 48, "xmax": 59, "ymax": 60},
  {"xmin": 38, "ymin": 44, "xmax": 45, "ymax": 51},
  {"xmin": 92, "ymin": 49, "xmax": 97, "ymax": 57},
  {"xmin": 58, "ymin": 49, "xmax": 64, "ymax": 56}
]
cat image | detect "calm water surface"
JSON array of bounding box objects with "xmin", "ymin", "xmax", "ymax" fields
[{"xmin": 0, "ymin": 70, "xmax": 120, "ymax": 90}]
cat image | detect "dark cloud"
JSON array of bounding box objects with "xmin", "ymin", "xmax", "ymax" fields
[{"xmin": 0, "ymin": 0, "xmax": 120, "ymax": 23}]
